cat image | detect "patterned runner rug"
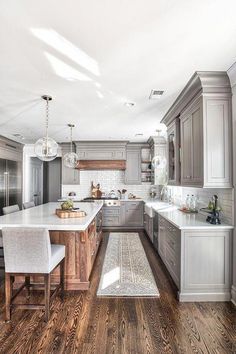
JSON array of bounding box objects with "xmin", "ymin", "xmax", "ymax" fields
[{"xmin": 97, "ymin": 233, "xmax": 159, "ymax": 297}]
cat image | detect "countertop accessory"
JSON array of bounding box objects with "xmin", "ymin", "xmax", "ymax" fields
[
  {"xmin": 179, "ymin": 208, "xmax": 198, "ymax": 214},
  {"xmin": 91, "ymin": 182, "xmax": 102, "ymax": 198},
  {"xmin": 56, "ymin": 209, "xmax": 87, "ymax": 218},
  {"xmin": 35, "ymin": 95, "xmax": 58, "ymax": 162},
  {"xmin": 63, "ymin": 124, "xmax": 79, "ymax": 168},
  {"xmin": 61, "ymin": 200, "xmax": 74, "ymax": 210},
  {"xmin": 201, "ymin": 195, "xmax": 221, "ymax": 225},
  {"xmin": 108, "ymin": 190, "xmax": 116, "ymax": 199}
]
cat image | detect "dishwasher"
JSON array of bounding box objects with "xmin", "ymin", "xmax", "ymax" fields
[{"xmin": 153, "ymin": 211, "xmax": 159, "ymax": 251}]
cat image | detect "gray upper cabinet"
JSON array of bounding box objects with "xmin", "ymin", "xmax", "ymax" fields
[
  {"xmin": 75, "ymin": 141, "xmax": 127, "ymax": 160},
  {"xmin": 125, "ymin": 145, "xmax": 141, "ymax": 185},
  {"xmin": 161, "ymin": 71, "xmax": 232, "ymax": 188},
  {"xmin": 61, "ymin": 143, "xmax": 80, "ymax": 185},
  {"xmin": 180, "ymin": 96, "xmax": 203, "ymax": 186},
  {"xmin": 167, "ymin": 119, "xmax": 180, "ymax": 185}
]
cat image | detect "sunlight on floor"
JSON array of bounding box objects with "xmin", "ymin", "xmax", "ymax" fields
[{"xmin": 101, "ymin": 266, "xmax": 120, "ymax": 290}]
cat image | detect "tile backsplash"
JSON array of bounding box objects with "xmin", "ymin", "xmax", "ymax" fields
[
  {"xmin": 61, "ymin": 170, "xmax": 234, "ymax": 225},
  {"xmin": 61, "ymin": 170, "xmax": 155, "ymax": 200},
  {"xmin": 167, "ymin": 186, "xmax": 234, "ymax": 224}
]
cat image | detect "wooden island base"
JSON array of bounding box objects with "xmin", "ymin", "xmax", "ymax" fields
[{"xmin": 49, "ymin": 223, "xmax": 102, "ymax": 290}]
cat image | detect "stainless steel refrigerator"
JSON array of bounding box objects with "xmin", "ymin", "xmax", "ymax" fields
[{"xmin": 0, "ymin": 158, "xmax": 22, "ymax": 216}]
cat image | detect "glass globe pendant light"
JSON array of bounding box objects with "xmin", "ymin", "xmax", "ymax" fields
[
  {"xmin": 63, "ymin": 124, "xmax": 79, "ymax": 168},
  {"xmin": 34, "ymin": 95, "xmax": 58, "ymax": 161}
]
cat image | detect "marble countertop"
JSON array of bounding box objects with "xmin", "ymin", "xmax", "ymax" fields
[
  {"xmin": 153, "ymin": 205, "xmax": 233, "ymax": 230},
  {"xmin": 0, "ymin": 202, "xmax": 103, "ymax": 231}
]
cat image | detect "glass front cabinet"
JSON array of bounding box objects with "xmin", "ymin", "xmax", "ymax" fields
[{"xmin": 167, "ymin": 118, "xmax": 180, "ymax": 185}]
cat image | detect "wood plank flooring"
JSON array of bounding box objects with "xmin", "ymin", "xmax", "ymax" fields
[{"xmin": 0, "ymin": 230, "xmax": 235, "ymax": 354}]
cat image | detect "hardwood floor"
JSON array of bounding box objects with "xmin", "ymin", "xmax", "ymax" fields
[{"xmin": 0, "ymin": 230, "xmax": 235, "ymax": 354}]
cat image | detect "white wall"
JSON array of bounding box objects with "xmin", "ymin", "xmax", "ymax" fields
[{"xmin": 228, "ymin": 62, "xmax": 236, "ymax": 305}]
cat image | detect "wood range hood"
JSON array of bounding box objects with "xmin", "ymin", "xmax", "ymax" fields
[{"xmin": 76, "ymin": 160, "xmax": 126, "ymax": 170}]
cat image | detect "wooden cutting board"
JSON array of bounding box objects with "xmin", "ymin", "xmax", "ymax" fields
[{"xmin": 56, "ymin": 209, "xmax": 87, "ymax": 218}]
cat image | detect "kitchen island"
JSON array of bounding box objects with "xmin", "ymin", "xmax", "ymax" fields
[{"xmin": 0, "ymin": 202, "xmax": 103, "ymax": 290}]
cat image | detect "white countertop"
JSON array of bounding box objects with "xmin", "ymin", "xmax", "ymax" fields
[
  {"xmin": 153, "ymin": 205, "xmax": 233, "ymax": 230},
  {"xmin": 0, "ymin": 202, "xmax": 103, "ymax": 231}
]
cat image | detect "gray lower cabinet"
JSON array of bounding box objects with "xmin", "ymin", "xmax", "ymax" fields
[
  {"xmin": 158, "ymin": 214, "xmax": 232, "ymax": 302},
  {"xmin": 124, "ymin": 202, "xmax": 143, "ymax": 227},
  {"xmin": 61, "ymin": 143, "xmax": 80, "ymax": 185},
  {"xmin": 102, "ymin": 201, "xmax": 143, "ymax": 228},
  {"xmin": 158, "ymin": 216, "xmax": 180, "ymax": 287},
  {"xmin": 102, "ymin": 207, "xmax": 121, "ymax": 227}
]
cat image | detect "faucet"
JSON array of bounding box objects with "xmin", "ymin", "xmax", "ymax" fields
[{"xmin": 160, "ymin": 185, "xmax": 168, "ymax": 201}]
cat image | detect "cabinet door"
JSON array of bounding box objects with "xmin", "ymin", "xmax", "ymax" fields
[
  {"xmin": 203, "ymin": 97, "xmax": 232, "ymax": 187},
  {"xmin": 167, "ymin": 119, "xmax": 180, "ymax": 185},
  {"xmin": 181, "ymin": 114, "xmax": 192, "ymax": 184},
  {"xmin": 125, "ymin": 149, "xmax": 141, "ymax": 185},
  {"xmin": 125, "ymin": 202, "xmax": 143, "ymax": 226},
  {"xmin": 180, "ymin": 98, "xmax": 203, "ymax": 186}
]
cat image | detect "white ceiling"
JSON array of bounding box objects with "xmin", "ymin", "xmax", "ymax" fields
[{"xmin": 1, "ymin": 0, "xmax": 236, "ymax": 144}]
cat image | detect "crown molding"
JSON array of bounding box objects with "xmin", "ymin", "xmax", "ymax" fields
[
  {"xmin": 161, "ymin": 71, "xmax": 231, "ymax": 126},
  {"xmin": 227, "ymin": 62, "xmax": 236, "ymax": 88}
]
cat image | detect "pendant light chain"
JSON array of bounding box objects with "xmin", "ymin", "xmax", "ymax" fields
[
  {"xmin": 45, "ymin": 96, "xmax": 49, "ymax": 142},
  {"xmin": 70, "ymin": 125, "xmax": 73, "ymax": 153},
  {"xmin": 34, "ymin": 94, "xmax": 58, "ymax": 162}
]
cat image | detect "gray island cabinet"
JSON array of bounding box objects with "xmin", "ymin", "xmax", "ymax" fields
[{"xmin": 157, "ymin": 212, "xmax": 233, "ymax": 302}]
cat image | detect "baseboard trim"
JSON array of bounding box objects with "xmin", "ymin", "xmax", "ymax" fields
[
  {"xmin": 231, "ymin": 285, "xmax": 236, "ymax": 306},
  {"xmin": 178, "ymin": 291, "xmax": 231, "ymax": 302}
]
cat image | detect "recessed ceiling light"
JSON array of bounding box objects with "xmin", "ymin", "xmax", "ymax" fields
[
  {"xmin": 124, "ymin": 102, "xmax": 135, "ymax": 107},
  {"xmin": 149, "ymin": 90, "xmax": 164, "ymax": 99}
]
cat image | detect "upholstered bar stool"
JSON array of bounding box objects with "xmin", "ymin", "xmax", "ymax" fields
[
  {"xmin": 23, "ymin": 201, "xmax": 35, "ymax": 209},
  {"xmin": 2, "ymin": 204, "xmax": 20, "ymax": 215},
  {"xmin": 2, "ymin": 227, "xmax": 65, "ymax": 322}
]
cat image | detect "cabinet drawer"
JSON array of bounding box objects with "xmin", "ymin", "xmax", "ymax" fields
[
  {"xmin": 125, "ymin": 201, "xmax": 143, "ymax": 211},
  {"xmin": 103, "ymin": 208, "xmax": 120, "ymax": 216},
  {"xmin": 103, "ymin": 216, "xmax": 120, "ymax": 226}
]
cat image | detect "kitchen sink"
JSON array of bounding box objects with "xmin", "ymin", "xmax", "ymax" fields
[{"xmin": 145, "ymin": 201, "xmax": 170, "ymax": 218}]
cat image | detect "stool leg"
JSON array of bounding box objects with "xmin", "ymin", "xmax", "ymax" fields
[
  {"xmin": 44, "ymin": 274, "xmax": 51, "ymax": 322},
  {"xmin": 5, "ymin": 273, "xmax": 11, "ymax": 322},
  {"xmin": 25, "ymin": 276, "xmax": 30, "ymax": 299},
  {"xmin": 60, "ymin": 259, "xmax": 65, "ymax": 300}
]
